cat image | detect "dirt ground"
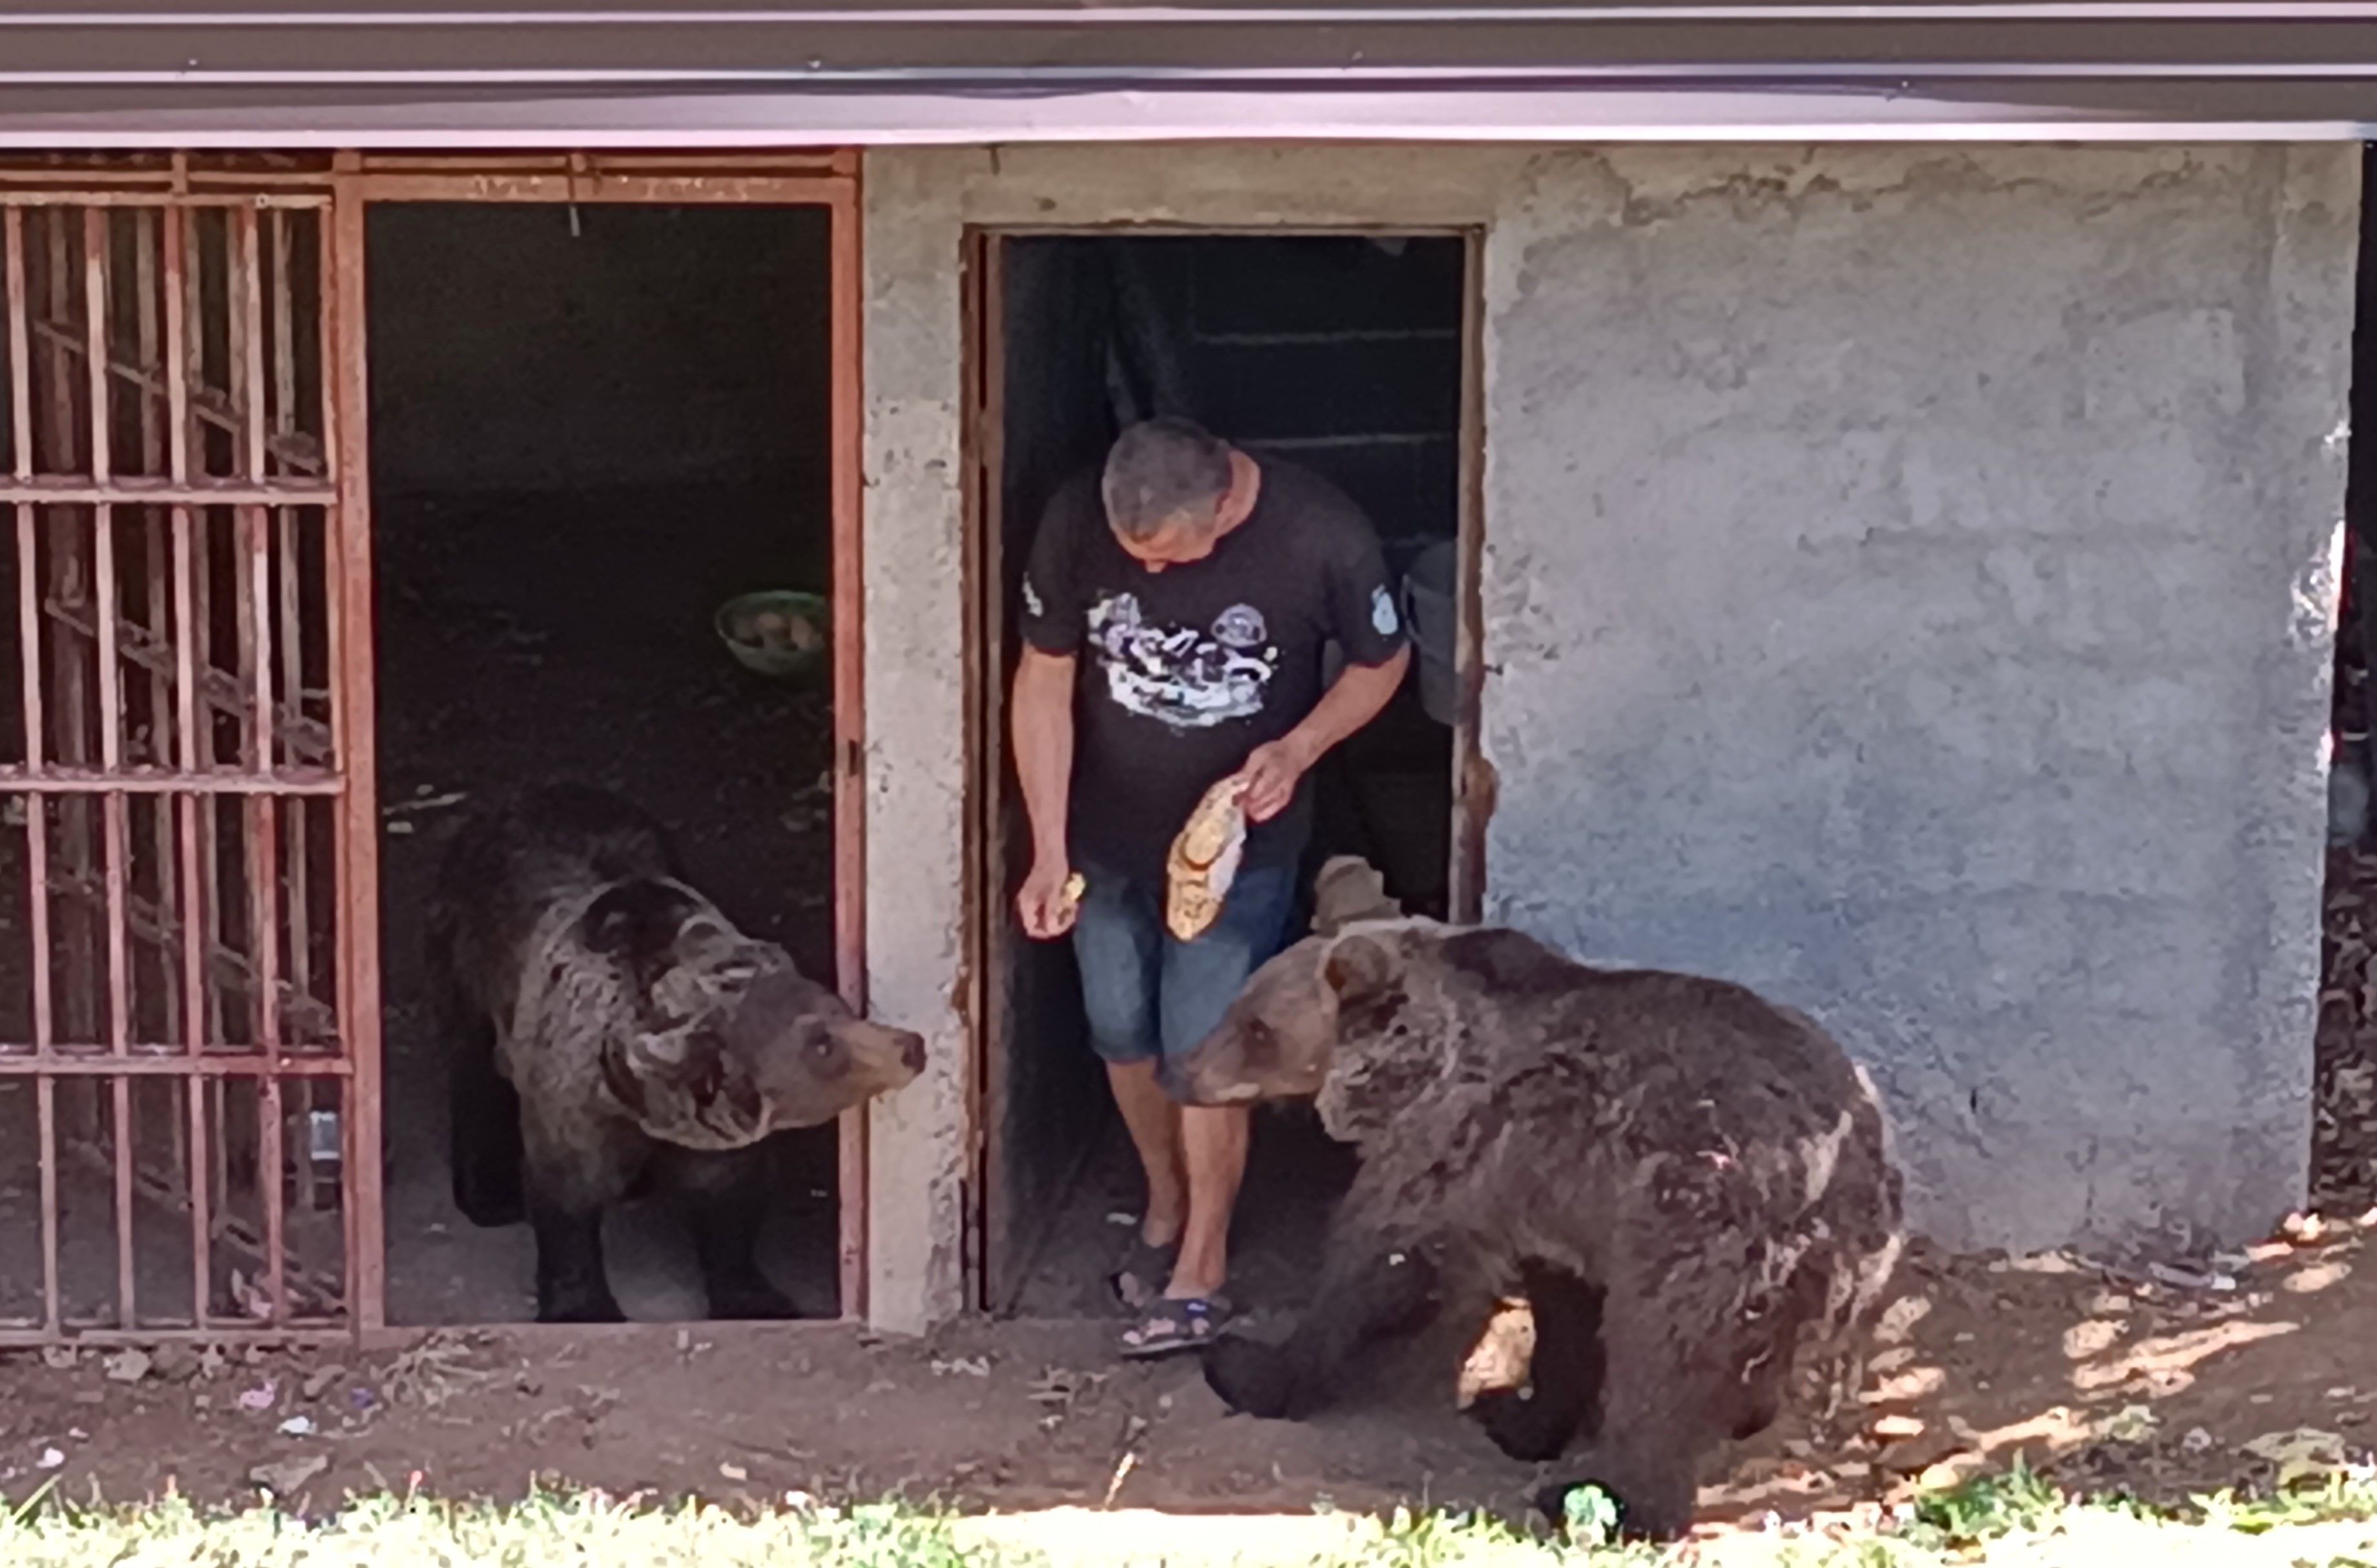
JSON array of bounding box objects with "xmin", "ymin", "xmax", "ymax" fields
[
  {"xmin": 0, "ymin": 1216, "xmax": 2368, "ymax": 1535},
  {"xmin": 0, "ymin": 755, "xmax": 2371, "ymax": 1539}
]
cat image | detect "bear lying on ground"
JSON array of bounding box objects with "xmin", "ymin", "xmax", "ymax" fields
[
  {"xmin": 429, "ymin": 783, "xmax": 925, "ymax": 1324},
  {"xmin": 1175, "ymin": 858, "xmax": 1902, "ymax": 1540}
]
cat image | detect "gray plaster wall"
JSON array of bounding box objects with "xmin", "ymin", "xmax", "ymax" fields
[
  {"xmin": 1478, "ymin": 145, "xmax": 2354, "ymax": 1257},
  {"xmin": 857, "ymin": 142, "xmax": 2356, "ymax": 1329}
]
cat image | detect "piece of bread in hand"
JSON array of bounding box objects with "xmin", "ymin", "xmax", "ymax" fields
[{"xmin": 1166, "ymin": 777, "xmax": 1248, "ymax": 941}]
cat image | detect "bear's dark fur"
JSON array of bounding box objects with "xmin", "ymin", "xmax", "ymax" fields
[
  {"xmin": 428, "ymin": 784, "xmax": 925, "ymax": 1324},
  {"xmin": 1175, "ymin": 858, "xmax": 1902, "ymax": 1540}
]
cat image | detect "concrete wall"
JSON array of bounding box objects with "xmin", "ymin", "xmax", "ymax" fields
[
  {"xmin": 858, "ymin": 142, "xmax": 2356, "ymax": 1329},
  {"xmin": 1477, "ymin": 145, "xmax": 2354, "ymax": 1257}
]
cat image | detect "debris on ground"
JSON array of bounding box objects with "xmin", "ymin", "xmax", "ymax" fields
[
  {"xmin": 101, "ymin": 1350, "xmax": 151, "ymax": 1386},
  {"xmin": 246, "ymin": 1453, "xmax": 328, "ymax": 1496},
  {"xmin": 380, "ymin": 1332, "xmax": 499, "ymax": 1410}
]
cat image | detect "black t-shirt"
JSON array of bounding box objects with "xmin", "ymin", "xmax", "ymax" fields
[{"xmin": 1019, "ymin": 455, "xmax": 1407, "ymax": 884}]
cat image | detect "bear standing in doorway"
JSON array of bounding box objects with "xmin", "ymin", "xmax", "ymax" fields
[{"xmin": 430, "ymin": 784, "xmax": 925, "ymax": 1323}]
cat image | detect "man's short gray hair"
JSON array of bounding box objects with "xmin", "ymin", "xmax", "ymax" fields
[{"xmin": 1101, "ymin": 417, "xmax": 1234, "ymax": 541}]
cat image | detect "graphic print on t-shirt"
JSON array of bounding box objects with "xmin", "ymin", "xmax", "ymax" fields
[{"xmin": 1086, "ymin": 590, "xmax": 1281, "ymax": 731}]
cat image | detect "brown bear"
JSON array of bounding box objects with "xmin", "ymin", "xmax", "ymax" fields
[
  {"xmin": 429, "ymin": 783, "xmax": 925, "ymax": 1323},
  {"xmin": 1175, "ymin": 857, "xmax": 1902, "ymax": 1540}
]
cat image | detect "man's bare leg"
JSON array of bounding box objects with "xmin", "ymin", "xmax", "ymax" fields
[
  {"xmin": 1168, "ymin": 1103, "xmax": 1250, "ymax": 1299},
  {"xmin": 1107, "ymin": 1061, "xmax": 1186, "ymax": 1248}
]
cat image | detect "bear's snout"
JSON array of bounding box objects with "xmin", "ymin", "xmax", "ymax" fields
[{"xmin": 837, "ymin": 1018, "xmax": 925, "ymax": 1087}]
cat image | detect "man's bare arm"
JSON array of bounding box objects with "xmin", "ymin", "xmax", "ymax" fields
[
  {"xmin": 1235, "ymin": 645, "xmax": 1414, "ymax": 822},
  {"xmin": 1012, "ymin": 646, "xmax": 1081, "ymax": 937}
]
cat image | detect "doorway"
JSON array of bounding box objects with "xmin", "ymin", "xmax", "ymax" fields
[
  {"xmin": 364, "ymin": 201, "xmax": 846, "ymax": 1325},
  {"xmin": 0, "ymin": 152, "xmax": 865, "ymax": 1346},
  {"xmin": 968, "ymin": 230, "xmax": 1482, "ymax": 1316}
]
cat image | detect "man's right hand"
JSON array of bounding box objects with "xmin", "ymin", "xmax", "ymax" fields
[{"xmin": 1017, "ymin": 857, "xmax": 1080, "ymax": 940}]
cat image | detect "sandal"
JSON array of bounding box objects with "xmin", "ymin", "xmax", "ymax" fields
[
  {"xmin": 1120, "ymin": 1296, "xmax": 1231, "ymax": 1359},
  {"xmin": 1109, "ymin": 1237, "xmax": 1179, "ymax": 1313}
]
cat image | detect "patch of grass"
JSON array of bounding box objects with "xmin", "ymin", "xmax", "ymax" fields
[
  {"xmin": 1900, "ymin": 1457, "xmax": 2064, "ymax": 1548},
  {"xmin": 2191, "ymin": 1472, "xmax": 2377, "ymax": 1535},
  {"xmin": 0, "ymin": 1469, "xmax": 2372, "ymax": 1568},
  {"xmin": 0, "ymin": 1490, "xmax": 1014, "ymax": 1568}
]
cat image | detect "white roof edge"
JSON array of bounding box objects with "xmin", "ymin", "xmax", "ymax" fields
[{"xmin": 0, "ymin": 85, "xmax": 2367, "ymax": 143}]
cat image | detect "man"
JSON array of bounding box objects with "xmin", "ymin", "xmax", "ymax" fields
[{"xmin": 1012, "ymin": 415, "xmax": 1412, "ymax": 1356}]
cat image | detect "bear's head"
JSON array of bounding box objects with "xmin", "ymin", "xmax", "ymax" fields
[
  {"xmin": 1175, "ymin": 921, "xmax": 1457, "ymax": 1142},
  {"xmin": 581, "ymin": 879, "xmax": 925, "ymax": 1149},
  {"xmin": 1176, "ymin": 856, "xmax": 1579, "ymax": 1144}
]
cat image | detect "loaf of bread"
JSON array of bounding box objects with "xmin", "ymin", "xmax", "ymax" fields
[{"xmin": 1166, "ymin": 777, "xmax": 1248, "ymax": 941}]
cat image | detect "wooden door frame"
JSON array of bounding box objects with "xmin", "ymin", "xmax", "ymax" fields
[
  {"xmin": 959, "ymin": 222, "xmax": 1491, "ymax": 1315},
  {"xmin": 335, "ymin": 150, "xmax": 872, "ymax": 1332}
]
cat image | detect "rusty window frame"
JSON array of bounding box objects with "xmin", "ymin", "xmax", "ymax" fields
[{"xmin": 0, "ymin": 148, "xmax": 868, "ymax": 1344}]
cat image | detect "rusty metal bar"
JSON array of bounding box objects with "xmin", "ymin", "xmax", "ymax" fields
[
  {"xmin": 0, "ymin": 769, "xmax": 340, "ymax": 795},
  {"xmin": 8, "ymin": 218, "xmax": 56, "ymax": 1083},
  {"xmin": 5, "ymin": 208, "xmax": 28, "ymax": 479},
  {"xmin": 355, "ymin": 151, "xmax": 853, "ymax": 177},
  {"xmin": 830, "ymin": 184, "xmax": 869, "ymax": 1322},
  {"xmin": 236, "ymin": 202, "xmax": 286, "ymax": 1321},
  {"xmin": 164, "ymin": 216, "xmax": 191, "ymax": 486},
  {"xmin": 13, "ymin": 523, "xmax": 52, "ymax": 1054},
  {"xmin": 0, "ymin": 1326, "xmax": 351, "ymax": 1348},
  {"xmin": 135, "ymin": 224, "xmax": 188, "ymax": 1167},
  {"xmin": 0, "ymin": 1055, "xmax": 353, "ymax": 1077},
  {"xmin": 260, "ymin": 1074, "xmax": 286, "ymax": 1320},
  {"xmin": 84, "ymin": 206, "xmax": 141, "ymax": 1327},
  {"xmin": 0, "ymin": 1329, "xmax": 351, "ymax": 1350},
  {"xmin": 328, "ymin": 168, "xmax": 383, "ymax": 1335},
  {"xmin": 41, "ymin": 207, "xmax": 99, "ymax": 1065},
  {"xmin": 81, "ymin": 209, "xmax": 108, "ymax": 485},
  {"xmin": 345, "ymin": 171, "xmax": 851, "ymax": 205},
  {"xmin": 165, "ymin": 208, "xmax": 214, "ymax": 1324},
  {"xmin": 231, "ymin": 202, "xmax": 284, "ymax": 1321},
  {"xmin": 269, "ymin": 244, "xmax": 317, "ymax": 1244},
  {"xmin": 236, "ymin": 209, "xmax": 266, "ymax": 486},
  {"xmin": 0, "ymin": 193, "xmax": 331, "ymax": 210},
  {"xmin": 0, "ymin": 482, "xmax": 335, "ymax": 506}
]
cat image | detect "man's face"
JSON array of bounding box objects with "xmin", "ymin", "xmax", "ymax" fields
[{"xmin": 1114, "ymin": 507, "xmax": 1225, "ymax": 572}]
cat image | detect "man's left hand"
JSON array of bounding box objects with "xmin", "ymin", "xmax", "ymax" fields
[{"xmin": 1233, "ymin": 735, "xmax": 1316, "ymax": 823}]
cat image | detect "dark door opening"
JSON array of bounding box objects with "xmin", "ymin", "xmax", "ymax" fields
[
  {"xmin": 365, "ymin": 203, "xmax": 843, "ymax": 1324},
  {"xmin": 972, "ymin": 231, "xmax": 1475, "ymax": 1316},
  {"xmin": 2316, "ymin": 149, "xmax": 2377, "ymax": 1224}
]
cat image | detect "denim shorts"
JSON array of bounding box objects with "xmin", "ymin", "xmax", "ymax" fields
[{"xmin": 1070, "ymin": 857, "xmax": 1300, "ymax": 1087}]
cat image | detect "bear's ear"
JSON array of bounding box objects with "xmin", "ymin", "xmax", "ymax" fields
[
  {"xmin": 1322, "ymin": 934, "xmax": 1398, "ymax": 1002},
  {"xmin": 1311, "ymin": 855, "xmax": 1400, "ymax": 935}
]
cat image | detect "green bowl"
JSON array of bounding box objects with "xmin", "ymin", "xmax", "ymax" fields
[{"xmin": 715, "ymin": 590, "xmax": 831, "ymax": 680}]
